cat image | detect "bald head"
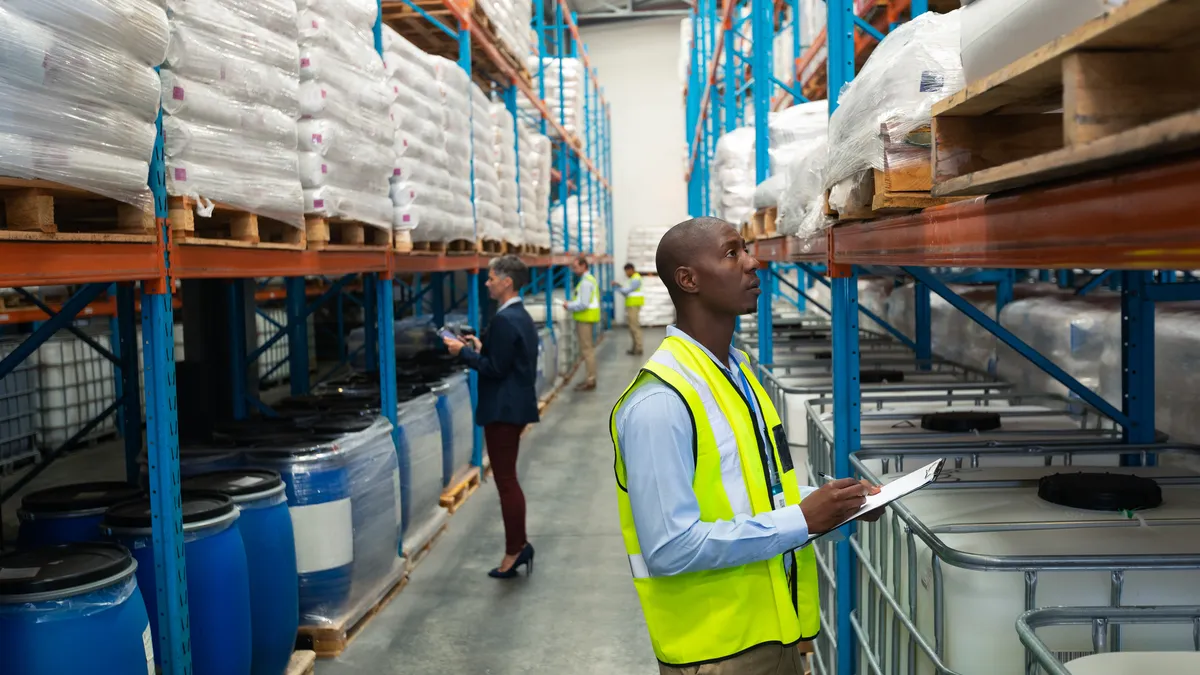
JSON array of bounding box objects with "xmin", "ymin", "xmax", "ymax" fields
[{"xmin": 655, "ymin": 217, "xmax": 731, "ymax": 299}]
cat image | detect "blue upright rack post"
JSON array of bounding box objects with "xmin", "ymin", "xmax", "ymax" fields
[
  {"xmin": 752, "ymin": 0, "xmax": 774, "ymax": 365},
  {"xmin": 458, "ymin": 14, "xmax": 484, "ymax": 470},
  {"xmin": 115, "ymin": 283, "xmax": 142, "ymax": 482},
  {"xmin": 285, "ymin": 276, "xmax": 309, "ymax": 395}
]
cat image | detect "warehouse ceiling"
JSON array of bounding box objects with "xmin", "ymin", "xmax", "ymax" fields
[{"xmin": 569, "ymin": 0, "xmax": 691, "ymax": 24}]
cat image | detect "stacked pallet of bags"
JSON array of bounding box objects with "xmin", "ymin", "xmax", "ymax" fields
[
  {"xmin": 297, "ymin": 0, "xmax": 394, "ymax": 231},
  {"xmin": 822, "ymin": 9, "xmax": 963, "ymax": 219},
  {"xmin": 711, "ymin": 127, "xmax": 757, "ymax": 226},
  {"xmin": 520, "ymin": 58, "xmax": 584, "ymax": 138},
  {"xmin": 385, "ymin": 28, "xmax": 461, "ymax": 238},
  {"xmin": 0, "ymin": 0, "xmax": 166, "ymax": 206},
  {"xmin": 470, "ymin": 84, "xmax": 505, "ymax": 244},
  {"xmin": 518, "ymin": 127, "xmax": 553, "ymax": 249},
  {"xmin": 750, "ymin": 101, "xmax": 827, "ymax": 229},
  {"xmin": 491, "ymin": 103, "xmax": 524, "ymax": 247},
  {"xmin": 418, "ymin": 56, "xmax": 476, "ymax": 244},
  {"xmin": 550, "ymin": 195, "xmax": 603, "ymax": 254},
  {"xmin": 161, "ymin": 0, "xmax": 304, "ymax": 225},
  {"xmin": 478, "ymin": 0, "xmax": 532, "ymax": 66}
]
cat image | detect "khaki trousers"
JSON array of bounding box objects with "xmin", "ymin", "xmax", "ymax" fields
[
  {"xmin": 658, "ymin": 642, "xmax": 807, "ymax": 675},
  {"xmin": 626, "ymin": 305, "xmax": 644, "ymax": 353},
  {"xmin": 576, "ymin": 321, "xmax": 597, "ymax": 382}
]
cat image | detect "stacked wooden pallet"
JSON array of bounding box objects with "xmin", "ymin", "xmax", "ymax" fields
[{"xmin": 0, "ymin": 178, "xmax": 156, "ymax": 243}]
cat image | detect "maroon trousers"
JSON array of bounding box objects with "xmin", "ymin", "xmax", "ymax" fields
[{"xmin": 483, "ymin": 422, "xmax": 527, "ymax": 555}]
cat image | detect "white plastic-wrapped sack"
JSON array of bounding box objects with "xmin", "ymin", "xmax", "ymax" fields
[
  {"xmin": 518, "ymin": 126, "xmax": 552, "ymax": 249},
  {"xmin": 491, "ymin": 103, "xmax": 523, "ymax": 245},
  {"xmin": 0, "ymin": 1, "xmax": 169, "ymax": 207},
  {"xmin": 161, "ymin": 0, "xmax": 303, "ymax": 225},
  {"xmin": 550, "ymin": 195, "xmax": 605, "ymax": 254},
  {"xmin": 296, "ymin": 1, "xmax": 394, "ymax": 231},
  {"xmin": 520, "ymin": 58, "xmax": 584, "ymax": 137},
  {"xmin": 777, "ymin": 137, "xmax": 829, "ymax": 238},
  {"xmin": 823, "ymin": 10, "xmax": 964, "ymax": 215},
  {"xmin": 711, "ymin": 127, "xmax": 757, "ymax": 225},
  {"xmin": 407, "ymin": 54, "xmax": 476, "ymax": 244}
]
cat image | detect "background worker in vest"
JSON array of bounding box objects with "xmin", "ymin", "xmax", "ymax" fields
[
  {"xmin": 562, "ymin": 255, "xmax": 600, "ymax": 391},
  {"xmin": 612, "ymin": 262, "xmax": 644, "ymax": 355},
  {"xmin": 611, "ymin": 217, "xmax": 883, "ymax": 675}
]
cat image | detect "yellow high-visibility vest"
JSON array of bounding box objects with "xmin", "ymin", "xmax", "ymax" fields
[
  {"xmin": 610, "ymin": 336, "xmax": 821, "ymax": 666},
  {"xmin": 573, "ymin": 272, "xmax": 600, "ymax": 323},
  {"xmin": 624, "ymin": 273, "xmax": 645, "ymax": 308}
]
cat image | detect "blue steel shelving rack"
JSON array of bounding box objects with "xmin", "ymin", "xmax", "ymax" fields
[
  {"xmin": 684, "ymin": 1, "xmax": 1200, "ymax": 674},
  {"xmin": 0, "ymin": 0, "xmax": 611, "ymax": 672}
]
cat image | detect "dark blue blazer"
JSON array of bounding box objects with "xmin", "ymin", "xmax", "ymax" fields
[{"xmin": 460, "ymin": 300, "xmax": 540, "ymax": 427}]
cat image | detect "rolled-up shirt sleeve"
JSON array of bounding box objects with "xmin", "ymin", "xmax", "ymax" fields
[{"xmin": 616, "ymin": 384, "xmax": 813, "ymax": 577}]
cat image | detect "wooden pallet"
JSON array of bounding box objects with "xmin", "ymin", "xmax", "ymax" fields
[
  {"xmin": 412, "ymin": 238, "xmax": 481, "ymax": 254},
  {"xmin": 169, "ymin": 197, "xmax": 305, "ymax": 249},
  {"xmin": 394, "ymin": 228, "xmax": 414, "ymax": 253},
  {"xmin": 438, "ymin": 465, "xmax": 482, "ymax": 513},
  {"xmin": 381, "ymin": 0, "xmax": 531, "ymax": 89},
  {"xmin": 740, "ymin": 218, "xmax": 757, "ymax": 243},
  {"xmin": 305, "ymin": 215, "xmax": 391, "ymax": 251},
  {"xmin": 931, "ymin": 0, "xmax": 1200, "ymax": 197},
  {"xmin": 286, "ymin": 651, "xmax": 316, "ymax": 675},
  {"xmin": 518, "ymin": 243, "xmax": 551, "ymax": 255},
  {"xmin": 296, "ymin": 561, "xmax": 408, "ymax": 659},
  {"xmin": 752, "ymin": 206, "xmax": 777, "ymax": 239},
  {"xmin": 480, "ymin": 238, "xmax": 506, "ymax": 255},
  {"xmin": 0, "ymin": 178, "xmax": 156, "ymax": 243}
]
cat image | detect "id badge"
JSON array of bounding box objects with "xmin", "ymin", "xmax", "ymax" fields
[{"xmin": 771, "ymin": 482, "xmax": 786, "ymax": 510}]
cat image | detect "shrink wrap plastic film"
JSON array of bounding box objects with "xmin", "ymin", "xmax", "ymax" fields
[
  {"xmin": 297, "ymin": 2, "xmax": 394, "ymax": 230},
  {"xmin": 519, "ymin": 126, "xmax": 552, "ymax": 249},
  {"xmin": 241, "ymin": 416, "xmax": 402, "ymax": 626},
  {"xmin": 710, "ymin": 127, "xmax": 756, "ymax": 225},
  {"xmin": 471, "ymin": 84, "xmax": 504, "ymax": 243},
  {"xmin": 0, "ymin": 0, "xmax": 169, "ymax": 208},
  {"xmin": 823, "ymin": 10, "xmax": 963, "ymax": 218},
  {"xmin": 385, "ymin": 30, "xmax": 473, "ymax": 238},
  {"xmin": 777, "ymin": 137, "xmax": 829, "ymax": 239},
  {"xmin": 397, "ymin": 393, "xmax": 444, "ymax": 536},
  {"xmin": 491, "ymin": 103, "xmax": 524, "ymax": 245},
  {"xmin": 161, "ymin": 0, "xmax": 304, "ymax": 226},
  {"xmin": 625, "ymin": 225, "xmax": 671, "ymax": 274},
  {"xmin": 405, "ymin": 55, "xmax": 475, "ymax": 242}
]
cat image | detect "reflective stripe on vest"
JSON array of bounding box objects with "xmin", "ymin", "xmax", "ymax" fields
[
  {"xmin": 573, "ymin": 272, "xmax": 600, "ymax": 323},
  {"xmin": 609, "ymin": 336, "xmax": 821, "ymax": 666},
  {"xmin": 625, "ymin": 272, "xmax": 645, "ymax": 307}
]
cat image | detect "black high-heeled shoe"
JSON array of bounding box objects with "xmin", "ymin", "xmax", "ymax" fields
[{"xmin": 488, "ymin": 543, "xmax": 535, "ymax": 579}]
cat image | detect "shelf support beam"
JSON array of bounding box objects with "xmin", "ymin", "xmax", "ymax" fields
[
  {"xmin": 1121, "ymin": 272, "xmax": 1156, "ymax": 449},
  {"xmin": 830, "ymin": 262, "xmax": 861, "ymax": 675},
  {"xmin": 116, "ymin": 282, "xmax": 142, "ymax": 482}
]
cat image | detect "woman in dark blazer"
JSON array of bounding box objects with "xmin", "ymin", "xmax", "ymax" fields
[{"xmin": 443, "ymin": 255, "xmax": 540, "ymax": 578}]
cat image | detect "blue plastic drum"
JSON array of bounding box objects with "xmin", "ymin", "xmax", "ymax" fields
[
  {"xmin": 103, "ymin": 491, "xmax": 252, "ymax": 675},
  {"xmin": 182, "ymin": 470, "xmax": 299, "ymax": 675},
  {"xmin": 244, "ymin": 444, "xmax": 354, "ymax": 623},
  {"xmin": 16, "ymin": 482, "xmax": 143, "ymax": 548},
  {"xmin": 0, "ymin": 542, "xmax": 154, "ymax": 675}
]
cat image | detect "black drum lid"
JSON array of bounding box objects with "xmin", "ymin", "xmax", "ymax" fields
[
  {"xmin": 1038, "ymin": 472, "xmax": 1163, "ymax": 512},
  {"xmin": 181, "ymin": 470, "xmax": 284, "ymax": 500},
  {"xmin": 20, "ymin": 481, "xmax": 143, "ymax": 514},
  {"xmin": 920, "ymin": 411, "xmax": 1002, "ymax": 433},
  {"xmin": 861, "ymin": 370, "xmax": 905, "ymax": 384},
  {"xmin": 103, "ymin": 490, "xmax": 235, "ymax": 528},
  {"xmin": 0, "ymin": 542, "xmax": 134, "ymax": 597}
]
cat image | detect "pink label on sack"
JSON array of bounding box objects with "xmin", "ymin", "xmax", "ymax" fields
[
  {"xmin": 312, "ymin": 133, "xmax": 322, "ymax": 144},
  {"xmin": 311, "ymin": 19, "xmax": 319, "ymax": 28},
  {"xmin": 300, "ymin": 57, "xmax": 310, "ymax": 68},
  {"xmin": 393, "ymin": 168, "xmax": 402, "ymax": 176},
  {"xmin": 172, "ymin": 86, "xmax": 185, "ymax": 101},
  {"xmin": 320, "ymin": 89, "xmax": 327, "ymax": 99},
  {"xmin": 403, "ymin": 214, "xmax": 411, "ymax": 223},
  {"xmin": 313, "ymin": 198, "xmax": 324, "ymax": 208},
  {"xmin": 321, "ymin": 164, "xmax": 328, "ymax": 174},
  {"xmin": 402, "ymin": 139, "xmax": 408, "ymax": 147},
  {"xmin": 174, "ymin": 168, "xmax": 187, "ymax": 181}
]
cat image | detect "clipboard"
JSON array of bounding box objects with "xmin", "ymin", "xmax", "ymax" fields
[{"xmin": 806, "ymin": 458, "xmax": 945, "ymax": 542}]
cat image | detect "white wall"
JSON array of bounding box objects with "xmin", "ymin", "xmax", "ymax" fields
[{"xmin": 583, "ymin": 18, "xmax": 689, "ymax": 321}]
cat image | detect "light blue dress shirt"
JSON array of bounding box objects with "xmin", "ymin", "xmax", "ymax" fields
[
  {"xmin": 614, "ymin": 275, "xmax": 642, "ymax": 297},
  {"xmin": 564, "ymin": 275, "xmax": 596, "ymax": 313},
  {"xmin": 614, "ymin": 326, "xmax": 816, "ymax": 578}
]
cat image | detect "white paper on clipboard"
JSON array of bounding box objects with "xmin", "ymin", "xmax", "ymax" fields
[{"xmin": 806, "ymin": 458, "xmax": 945, "ymax": 542}]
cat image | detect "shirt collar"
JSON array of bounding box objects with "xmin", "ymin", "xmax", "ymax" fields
[
  {"xmin": 664, "ymin": 325, "xmax": 745, "ymax": 375},
  {"xmin": 498, "ymin": 296, "xmax": 523, "ymax": 312}
]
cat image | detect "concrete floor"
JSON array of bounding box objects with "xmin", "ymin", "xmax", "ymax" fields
[{"xmin": 320, "ymin": 328, "xmax": 660, "ymax": 675}]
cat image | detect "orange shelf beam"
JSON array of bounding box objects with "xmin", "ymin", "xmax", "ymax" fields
[
  {"xmin": 0, "ymin": 240, "xmax": 164, "ymax": 288},
  {"xmin": 753, "ymin": 235, "xmax": 827, "ymax": 264}
]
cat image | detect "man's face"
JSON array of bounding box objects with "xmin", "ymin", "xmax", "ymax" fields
[
  {"xmin": 624, "ymin": 268, "xmax": 634, "ymax": 278},
  {"xmin": 690, "ymin": 223, "xmax": 762, "ymax": 315},
  {"xmin": 485, "ymin": 268, "xmax": 511, "ymax": 301},
  {"xmin": 572, "ymin": 261, "xmax": 587, "ymax": 276}
]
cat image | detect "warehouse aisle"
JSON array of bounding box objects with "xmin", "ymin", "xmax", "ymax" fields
[{"xmin": 322, "ymin": 329, "xmax": 661, "ymax": 675}]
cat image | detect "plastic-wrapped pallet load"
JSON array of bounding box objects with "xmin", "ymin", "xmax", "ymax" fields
[
  {"xmin": 409, "ymin": 55, "xmax": 475, "ymax": 245},
  {"xmin": 776, "ymin": 137, "xmax": 829, "ymax": 238},
  {"xmin": 753, "ymin": 101, "xmax": 828, "ymax": 227},
  {"xmin": 960, "ymin": 0, "xmax": 1127, "ymax": 83},
  {"xmin": 520, "ymin": 58, "xmax": 584, "ymax": 138},
  {"xmin": 822, "ymin": 9, "xmax": 964, "ymax": 219},
  {"xmin": 625, "ymin": 225, "xmax": 672, "ymax": 273},
  {"xmin": 296, "ymin": 0, "xmax": 394, "ymax": 231},
  {"xmin": 518, "ymin": 127, "xmax": 552, "ymax": 249},
  {"xmin": 550, "ymin": 195, "xmax": 604, "ymax": 254},
  {"xmin": 161, "ymin": 0, "xmax": 305, "ymax": 226},
  {"xmin": 637, "ymin": 274, "xmax": 676, "ymax": 328},
  {"xmin": 710, "ymin": 127, "xmax": 757, "ymax": 226},
  {"xmin": 396, "ymin": 393, "xmax": 446, "ymax": 555},
  {"xmin": 433, "ymin": 371, "xmax": 474, "ymax": 484},
  {"xmin": 0, "ymin": 0, "xmax": 168, "ymax": 207},
  {"xmin": 470, "ymin": 84, "xmax": 504, "ymax": 244},
  {"xmin": 478, "ymin": 0, "xmax": 531, "ymax": 68},
  {"xmin": 491, "ymin": 102, "xmax": 523, "ymax": 246},
  {"xmin": 385, "ymin": 28, "xmax": 459, "ymax": 239}
]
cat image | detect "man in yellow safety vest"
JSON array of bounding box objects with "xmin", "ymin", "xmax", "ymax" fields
[
  {"xmin": 612, "ymin": 262, "xmax": 645, "ymax": 356},
  {"xmin": 610, "ymin": 217, "xmax": 883, "ymax": 674},
  {"xmin": 563, "ymin": 255, "xmax": 600, "ymax": 391}
]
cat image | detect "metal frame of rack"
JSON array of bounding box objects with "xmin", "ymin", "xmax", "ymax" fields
[
  {"xmin": 0, "ymin": 1, "xmax": 611, "ymax": 671},
  {"xmin": 683, "ymin": 0, "xmax": 1200, "ymax": 674}
]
